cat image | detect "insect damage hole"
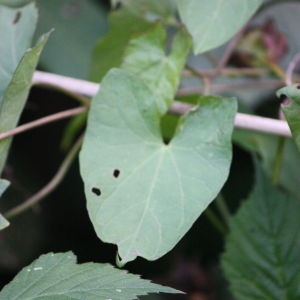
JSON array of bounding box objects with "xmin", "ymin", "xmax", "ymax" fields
[
  {"xmin": 13, "ymin": 11, "xmax": 21, "ymax": 24},
  {"xmin": 113, "ymin": 169, "xmax": 120, "ymax": 178},
  {"xmin": 92, "ymin": 187, "xmax": 101, "ymax": 196}
]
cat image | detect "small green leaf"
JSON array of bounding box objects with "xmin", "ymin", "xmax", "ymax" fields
[
  {"xmin": 90, "ymin": 8, "xmax": 153, "ymax": 82},
  {"xmin": 0, "ymin": 179, "xmax": 9, "ymax": 230},
  {"xmin": 177, "ymin": 0, "xmax": 262, "ymax": 54},
  {"xmin": 0, "ymin": 0, "xmax": 34, "ymax": 8},
  {"xmin": 222, "ymin": 166, "xmax": 300, "ymax": 300},
  {"xmin": 122, "ymin": 24, "xmax": 191, "ymax": 115},
  {"xmin": 0, "ymin": 252, "xmax": 180, "ymax": 299},
  {"xmin": 0, "ymin": 31, "xmax": 51, "ymax": 173},
  {"xmin": 80, "ymin": 68, "xmax": 236, "ymax": 264},
  {"xmin": 277, "ymin": 84, "xmax": 300, "ymax": 151}
]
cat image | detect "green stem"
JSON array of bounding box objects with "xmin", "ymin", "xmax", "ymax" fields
[
  {"xmin": 272, "ymin": 136, "xmax": 286, "ymax": 186},
  {"xmin": 4, "ymin": 135, "xmax": 84, "ymax": 219},
  {"xmin": 204, "ymin": 207, "xmax": 227, "ymax": 236},
  {"xmin": 215, "ymin": 194, "xmax": 231, "ymax": 225}
]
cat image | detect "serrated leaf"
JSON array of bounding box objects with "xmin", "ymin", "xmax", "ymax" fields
[
  {"xmin": 277, "ymin": 84, "xmax": 300, "ymax": 152},
  {"xmin": 0, "ymin": 252, "xmax": 180, "ymax": 299},
  {"xmin": 0, "ymin": 31, "xmax": 51, "ymax": 173},
  {"xmin": 80, "ymin": 68, "xmax": 236, "ymax": 264},
  {"xmin": 122, "ymin": 24, "xmax": 191, "ymax": 115},
  {"xmin": 222, "ymin": 166, "xmax": 300, "ymax": 300},
  {"xmin": 177, "ymin": 0, "xmax": 262, "ymax": 54},
  {"xmin": 90, "ymin": 8, "xmax": 153, "ymax": 82},
  {"xmin": 0, "ymin": 179, "xmax": 9, "ymax": 230},
  {"xmin": 0, "ymin": 3, "xmax": 37, "ymax": 97}
]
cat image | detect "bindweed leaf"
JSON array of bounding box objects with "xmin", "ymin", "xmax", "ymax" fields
[{"xmin": 80, "ymin": 68, "xmax": 236, "ymax": 264}]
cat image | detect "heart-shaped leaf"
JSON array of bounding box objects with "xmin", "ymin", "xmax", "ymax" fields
[
  {"xmin": 0, "ymin": 252, "xmax": 180, "ymax": 299},
  {"xmin": 177, "ymin": 0, "xmax": 262, "ymax": 54},
  {"xmin": 80, "ymin": 68, "xmax": 237, "ymax": 264}
]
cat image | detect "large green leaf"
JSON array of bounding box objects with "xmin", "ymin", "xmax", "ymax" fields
[
  {"xmin": 277, "ymin": 84, "xmax": 300, "ymax": 151},
  {"xmin": 0, "ymin": 32, "xmax": 51, "ymax": 173},
  {"xmin": 222, "ymin": 166, "xmax": 300, "ymax": 300},
  {"xmin": 122, "ymin": 24, "xmax": 191, "ymax": 115},
  {"xmin": 90, "ymin": 8, "xmax": 153, "ymax": 82},
  {"xmin": 0, "ymin": 252, "xmax": 180, "ymax": 299},
  {"xmin": 80, "ymin": 68, "xmax": 236, "ymax": 264},
  {"xmin": 35, "ymin": 0, "xmax": 107, "ymax": 79},
  {"xmin": 0, "ymin": 3, "xmax": 37, "ymax": 98},
  {"xmin": 177, "ymin": 0, "xmax": 262, "ymax": 54},
  {"xmin": 0, "ymin": 179, "xmax": 9, "ymax": 230}
]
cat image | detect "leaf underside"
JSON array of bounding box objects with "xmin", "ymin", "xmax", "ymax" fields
[{"xmin": 80, "ymin": 68, "xmax": 237, "ymax": 264}]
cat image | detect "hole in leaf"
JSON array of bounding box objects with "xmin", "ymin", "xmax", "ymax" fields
[
  {"xmin": 92, "ymin": 187, "xmax": 101, "ymax": 196},
  {"xmin": 113, "ymin": 169, "xmax": 120, "ymax": 178},
  {"xmin": 13, "ymin": 11, "xmax": 21, "ymax": 24},
  {"xmin": 279, "ymin": 93, "xmax": 287, "ymax": 101},
  {"xmin": 297, "ymin": 85, "xmax": 300, "ymax": 89}
]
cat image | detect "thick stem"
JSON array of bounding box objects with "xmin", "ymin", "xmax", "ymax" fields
[
  {"xmin": 32, "ymin": 71, "xmax": 291, "ymax": 137},
  {"xmin": 4, "ymin": 135, "xmax": 83, "ymax": 219}
]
